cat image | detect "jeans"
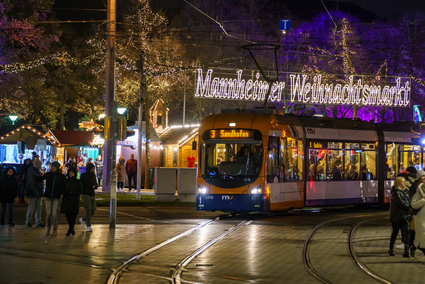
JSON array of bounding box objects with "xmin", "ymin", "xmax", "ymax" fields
[
  {"xmin": 45, "ymin": 198, "xmax": 60, "ymax": 231},
  {"xmin": 390, "ymin": 221, "xmax": 410, "ymax": 250},
  {"xmin": 127, "ymin": 172, "xmax": 137, "ymax": 191},
  {"xmin": 1, "ymin": 202, "xmax": 13, "ymax": 224},
  {"xmin": 117, "ymin": 182, "xmax": 123, "ymax": 190},
  {"xmin": 26, "ymin": 197, "xmax": 42, "ymax": 225},
  {"xmin": 97, "ymin": 174, "xmax": 102, "ymax": 186},
  {"xmin": 82, "ymin": 194, "xmax": 97, "ymax": 227}
]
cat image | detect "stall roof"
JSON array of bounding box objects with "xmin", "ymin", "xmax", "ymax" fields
[
  {"xmin": 159, "ymin": 125, "xmax": 200, "ymax": 146},
  {"xmin": 49, "ymin": 130, "xmax": 95, "ymax": 147},
  {"xmin": 0, "ymin": 124, "xmax": 57, "ymax": 145}
]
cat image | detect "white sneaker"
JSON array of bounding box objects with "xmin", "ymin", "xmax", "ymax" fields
[
  {"xmin": 79, "ymin": 218, "xmax": 85, "ymax": 229},
  {"xmin": 86, "ymin": 226, "xmax": 92, "ymax": 232},
  {"xmin": 395, "ymin": 243, "xmax": 405, "ymax": 249}
]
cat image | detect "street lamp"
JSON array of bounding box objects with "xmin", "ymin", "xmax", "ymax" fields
[
  {"xmin": 9, "ymin": 114, "xmax": 18, "ymax": 125},
  {"xmin": 117, "ymin": 107, "xmax": 127, "ymax": 115}
]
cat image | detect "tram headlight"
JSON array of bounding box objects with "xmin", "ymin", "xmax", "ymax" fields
[
  {"xmin": 198, "ymin": 187, "xmax": 207, "ymax": 194},
  {"xmin": 250, "ymin": 186, "xmax": 262, "ymax": 194}
]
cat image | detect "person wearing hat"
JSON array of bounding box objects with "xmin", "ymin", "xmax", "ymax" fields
[
  {"xmin": 36, "ymin": 161, "xmax": 64, "ymax": 236},
  {"xmin": 61, "ymin": 167, "xmax": 82, "ymax": 236},
  {"xmin": 408, "ymin": 170, "xmax": 425, "ymax": 256},
  {"xmin": 411, "ymin": 170, "xmax": 425, "ymax": 256}
]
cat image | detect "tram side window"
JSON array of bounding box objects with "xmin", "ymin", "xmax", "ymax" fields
[
  {"xmin": 399, "ymin": 145, "xmax": 422, "ymax": 173},
  {"xmin": 345, "ymin": 143, "xmax": 360, "ymax": 180},
  {"xmin": 327, "ymin": 142, "xmax": 343, "ymax": 181},
  {"xmin": 286, "ymin": 138, "xmax": 303, "ymax": 181},
  {"xmin": 267, "ymin": 137, "xmax": 280, "ymax": 183},
  {"xmin": 360, "ymin": 143, "xmax": 376, "ymax": 180},
  {"xmin": 386, "ymin": 143, "xmax": 398, "ymax": 179},
  {"xmin": 308, "ymin": 149, "xmax": 327, "ymax": 181}
]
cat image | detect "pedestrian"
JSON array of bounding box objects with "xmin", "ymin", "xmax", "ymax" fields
[
  {"xmin": 389, "ymin": 176, "xmax": 412, "ymax": 257},
  {"xmin": 0, "ymin": 167, "xmax": 18, "ymax": 226},
  {"xmin": 79, "ymin": 163, "xmax": 98, "ymax": 232},
  {"xmin": 37, "ymin": 161, "xmax": 64, "ymax": 236},
  {"xmin": 61, "ymin": 167, "xmax": 82, "ymax": 236},
  {"xmin": 95, "ymin": 155, "xmax": 103, "ymax": 187},
  {"xmin": 116, "ymin": 157, "xmax": 125, "ymax": 192},
  {"xmin": 25, "ymin": 159, "xmax": 45, "ymax": 228},
  {"xmin": 65, "ymin": 156, "xmax": 77, "ymax": 175},
  {"xmin": 409, "ymin": 170, "xmax": 425, "ymax": 256},
  {"xmin": 125, "ymin": 154, "xmax": 137, "ymax": 192},
  {"xmin": 17, "ymin": 158, "xmax": 32, "ymax": 204},
  {"xmin": 87, "ymin": 157, "xmax": 94, "ymax": 165}
]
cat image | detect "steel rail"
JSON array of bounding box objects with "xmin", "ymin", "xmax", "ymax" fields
[
  {"xmin": 172, "ymin": 220, "xmax": 250, "ymax": 284},
  {"xmin": 302, "ymin": 214, "xmax": 376, "ymax": 284},
  {"xmin": 348, "ymin": 219, "xmax": 393, "ymax": 284},
  {"xmin": 107, "ymin": 218, "xmax": 219, "ymax": 284}
]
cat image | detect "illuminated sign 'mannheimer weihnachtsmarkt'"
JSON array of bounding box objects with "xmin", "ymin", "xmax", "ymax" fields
[{"xmin": 194, "ymin": 69, "xmax": 411, "ymax": 107}]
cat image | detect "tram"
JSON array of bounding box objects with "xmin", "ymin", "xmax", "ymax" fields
[{"xmin": 196, "ymin": 109, "xmax": 421, "ymax": 212}]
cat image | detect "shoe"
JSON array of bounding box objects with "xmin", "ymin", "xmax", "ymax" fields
[
  {"xmin": 395, "ymin": 243, "xmax": 404, "ymax": 249},
  {"xmin": 46, "ymin": 230, "xmax": 50, "ymax": 236},
  {"xmin": 86, "ymin": 226, "xmax": 92, "ymax": 232},
  {"xmin": 26, "ymin": 223, "xmax": 32, "ymax": 228},
  {"xmin": 388, "ymin": 249, "xmax": 395, "ymax": 256},
  {"xmin": 35, "ymin": 223, "xmax": 45, "ymax": 228},
  {"xmin": 8, "ymin": 222, "xmax": 15, "ymax": 227},
  {"xmin": 66, "ymin": 231, "xmax": 73, "ymax": 236},
  {"xmin": 403, "ymin": 252, "xmax": 410, "ymax": 258},
  {"xmin": 410, "ymin": 247, "xmax": 416, "ymax": 257},
  {"xmin": 79, "ymin": 218, "xmax": 85, "ymax": 229},
  {"xmin": 51, "ymin": 231, "xmax": 57, "ymax": 236},
  {"xmin": 71, "ymin": 229, "xmax": 76, "ymax": 235}
]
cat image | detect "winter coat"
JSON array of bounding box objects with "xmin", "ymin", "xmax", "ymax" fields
[
  {"xmin": 95, "ymin": 159, "xmax": 103, "ymax": 176},
  {"xmin": 125, "ymin": 159, "xmax": 137, "ymax": 174},
  {"xmin": 116, "ymin": 159, "xmax": 125, "ymax": 182},
  {"xmin": 81, "ymin": 163, "xmax": 98, "ymax": 196},
  {"xmin": 412, "ymin": 183, "xmax": 425, "ymax": 248},
  {"xmin": 17, "ymin": 159, "xmax": 32, "ymax": 186},
  {"xmin": 397, "ymin": 173, "xmax": 416, "ymax": 192},
  {"xmin": 37, "ymin": 171, "xmax": 65, "ymax": 199},
  {"xmin": 25, "ymin": 166, "xmax": 44, "ymax": 198},
  {"xmin": 389, "ymin": 186, "xmax": 412, "ymax": 223},
  {"xmin": 0, "ymin": 167, "xmax": 18, "ymax": 203},
  {"xmin": 60, "ymin": 176, "xmax": 82, "ymax": 214}
]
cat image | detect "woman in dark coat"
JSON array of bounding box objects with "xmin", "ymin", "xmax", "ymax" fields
[
  {"xmin": 389, "ymin": 176, "xmax": 412, "ymax": 257},
  {"xmin": 61, "ymin": 167, "xmax": 82, "ymax": 236},
  {"xmin": 0, "ymin": 167, "xmax": 19, "ymax": 226}
]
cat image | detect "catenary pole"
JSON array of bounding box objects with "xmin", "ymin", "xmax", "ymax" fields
[
  {"xmin": 137, "ymin": 52, "xmax": 144, "ymax": 201},
  {"xmin": 104, "ymin": 0, "xmax": 117, "ymax": 228}
]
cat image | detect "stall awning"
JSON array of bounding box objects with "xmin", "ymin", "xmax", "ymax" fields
[{"xmin": 49, "ymin": 130, "xmax": 95, "ymax": 147}]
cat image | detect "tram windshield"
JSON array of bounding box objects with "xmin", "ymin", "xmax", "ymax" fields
[{"xmin": 201, "ymin": 140, "xmax": 263, "ymax": 188}]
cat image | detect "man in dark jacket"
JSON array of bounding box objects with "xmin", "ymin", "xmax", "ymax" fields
[
  {"xmin": 25, "ymin": 159, "xmax": 44, "ymax": 227},
  {"xmin": 61, "ymin": 167, "xmax": 82, "ymax": 236},
  {"xmin": 37, "ymin": 161, "xmax": 64, "ymax": 236},
  {"xmin": 0, "ymin": 166, "xmax": 18, "ymax": 226},
  {"xmin": 17, "ymin": 159, "xmax": 32, "ymax": 204},
  {"xmin": 79, "ymin": 163, "xmax": 98, "ymax": 232},
  {"xmin": 125, "ymin": 154, "xmax": 137, "ymax": 192}
]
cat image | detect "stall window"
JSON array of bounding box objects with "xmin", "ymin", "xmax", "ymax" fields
[
  {"xmin": 345, "ymin": 143, "xmax": 360, "ymax": 180},
  {"xmin": 399, "ymin": 145, "xmax": 422, "ymax": 172},
  {"xmin": 360, "ymin": 143, "xmax": 376, "ymax": 180},
  {"xmin": 267, "ymin": 137, "xmax": 280, "ymax": 183},
  {"xmin": 327, "ymin": 142, "xmax": 343, "ymax": 180},
  {"xmin": 386, "ymin": 143, "xmax": 398, "ymax": 179},
  {"xmin": 286, "ymin": 138, "xmax": 302, "ymax": 181}
]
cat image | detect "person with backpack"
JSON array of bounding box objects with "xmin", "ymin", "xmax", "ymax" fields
[
  {"xmin": 61, "ymin": 167, "xmax": 82, "ymax": 236},
  {"xmin": 0, "ymin": 167, "xmax": 18, "ymax": 226}
]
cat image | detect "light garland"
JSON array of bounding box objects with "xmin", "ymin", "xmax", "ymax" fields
[
  {"xmin": 0, "ymin": 52, "xmax": 99, "ymax": 74},
  {"xmin": 0, "ymin": 125, "xmax": 60, "ymax": 146}
]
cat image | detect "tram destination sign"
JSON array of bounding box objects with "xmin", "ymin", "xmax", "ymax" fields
[
  {"xmin": 209, "ymin": 129, "xmax": 255, "ymax": 139},
  {"xmin": 194, "ymin": 69, "xmax": 411, "ymax": 107}
]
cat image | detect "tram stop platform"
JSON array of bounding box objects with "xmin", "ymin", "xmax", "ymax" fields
[{"xmin": 1, "ymin": 208, "xmax": 425, "ymax": 284}]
